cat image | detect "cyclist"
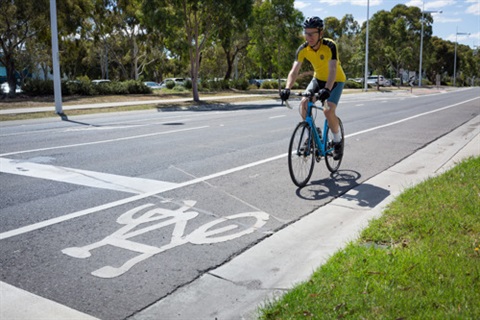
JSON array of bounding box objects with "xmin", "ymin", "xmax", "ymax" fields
[{"xmin": 280, "ymin": 16, "xmax": 346, "ymax": 160}]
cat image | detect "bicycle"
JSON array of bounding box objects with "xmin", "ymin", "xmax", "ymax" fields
[{"xmin": 285, "ymin": 92, "xmax": 344, "ymax": 187}]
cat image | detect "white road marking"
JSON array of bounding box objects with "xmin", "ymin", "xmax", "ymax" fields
[
  {"xmin": 1, "ymin": 96, "xmax": 478, "ymax": 241},
  {"xmin": 0, "ymin": 153, "xmax": 285, "ymax": 241},
  {"xmin": 0, "ymin": 157, "xmax": 177, "ymax": 194},
  {"xmin": 0, "ymin": 126, "xmax": 209, "ymax": 157},
  {"xmin": 347, "ymin": 97, "xmax": 479, "ymax": 138},
  {"xmin": 61, "ymin": 201, "xmax": 269, "ymax": 278}
]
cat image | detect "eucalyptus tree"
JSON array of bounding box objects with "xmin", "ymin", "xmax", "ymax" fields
[
  {"xmin": 364, "ymin": 4, "xmax": 423, "ymax": 79},
  {"xmin": 0, "ymin": 0, "xmax": 49, "ymax": 96},
  {"xmin": 214, "ymin": 1, "xmax": 253, "ymax": 80},
  {"xmin": 248, "ymin": 0, "xmax": 303, "ymax": 80},
  {"xmin": 143, "ymin": 0, "xmax": 240, "ymax": 101}
]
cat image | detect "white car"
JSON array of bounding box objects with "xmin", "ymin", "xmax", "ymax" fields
[
  {"xmin": 1, "ymin": 82, "xmax": 22, "ymax": 94},
  {"xmin": 367, "ymin": 75, "xmax": 390, "ymax": 87},
  {"xmin": 144, "ymin": 81, "xmax": 162, "ymax": 89},
  {"xmin": 91, "ymin": 79, "xmax": 111, "ymax": 85},
  {"xmin": 159, "ymin": 78, "xmax": 185, "ymax": 88}
]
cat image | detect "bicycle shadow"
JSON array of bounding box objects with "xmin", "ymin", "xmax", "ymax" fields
[{"xmin": 295, "ymin": 169, "xmax": 390, "ymax": 209}]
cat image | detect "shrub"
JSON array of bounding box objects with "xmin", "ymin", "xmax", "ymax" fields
[
  {"xmin": 344, "ymin": 80, "xmax": 363, "ymax": 89},
  {"xmin": 184, "ymin": 79, "xmax": 192, "ymax": 89},
  {"xmin": 63, "ymin": 80, "xmax": 95, "ymax": 95},
  {"xmin": 23, "ymin": 79, "xmax": 54, "ymax": 96},
  {"xmin": 124, "ymin": 80, "xmax": 151, "ymax": 94},
  {"xmin": 296, "ymin": 71, "xmax": 314, "ymax": 89},
  {"xmin": 201, "ymin": 79, "xmax": 229, "ymax": 91},
  {"xmin": 165, "ymin": 80, "xmax": 175, "ymax": 89},
  {"xmin": 230, "ymin": 79, "xmax": 249, "ymax": 90},
  {"xmin": 260, "ymin": 80, "xmax": 278, "ymax": 89}
]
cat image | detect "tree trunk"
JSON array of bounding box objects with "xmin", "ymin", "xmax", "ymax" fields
[{"xmin": 4, "ymin": 53, "xmax": 17, "ymax": 98}]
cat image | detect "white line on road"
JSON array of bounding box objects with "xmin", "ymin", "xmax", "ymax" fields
[
  {"xmin": 0, "ymin": 126, "xmax": 209, "ymax": 157},
  {"xmin": 0, "ymin": 153, "xmax": 286, "ymax": 240},
  {"xmin": 347, "ymin": 96, "xmax": 479, "ymax": 138},
  {"xmin": 0, "ymin": 157, "xmax": 178, "ymax": 194},
  {"xmin": 1, "ymin": 96, "xmax": 478, "ymax": 240}
]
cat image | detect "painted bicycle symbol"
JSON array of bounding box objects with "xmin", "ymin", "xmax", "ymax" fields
[{"xmin": 62, "ymin": 200, "xmax": 269, "ymax": 278}]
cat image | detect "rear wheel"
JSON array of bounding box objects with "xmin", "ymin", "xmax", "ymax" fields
[
  {"xmin": 325, "ymin": 117, "xmax": 344, "ymax": 173},
  {"xmin": 288, "ymin": 122, "xmax": 315, "ymax": 187}
]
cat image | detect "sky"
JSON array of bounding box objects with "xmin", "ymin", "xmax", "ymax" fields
[{"xmin": 294, "ymin": 0, "xmax": 480, "ymax": 48}]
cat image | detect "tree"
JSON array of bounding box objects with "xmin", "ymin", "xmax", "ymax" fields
[
  {"xmin": 214, "ymin": 1, "xmax": 253, "ymax": 80},
  {"xmin": 0, "ymin": 0, "xmax": 49, "ymax": 97},
  {"xmin": 363, "ymin": 4, "xmax": 423, "ymax": 81},
  {"xmin": 248, "ymin": 0, "xmax": 303, "ymax": 81},
  {"xmin": 143, "ymin": 0, "xmax": 233, "ymax": 101}
]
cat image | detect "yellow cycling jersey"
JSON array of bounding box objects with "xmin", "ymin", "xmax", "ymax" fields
[{"xmin": 295, "ymin": 38, "xmax": 346, "ymax": 82}]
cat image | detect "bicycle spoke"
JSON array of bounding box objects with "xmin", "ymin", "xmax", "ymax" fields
[
  {"xmin": 288, "ymin": 122, "xmax": 315, "ymax": 187},
  {"xmin": 325, "ymin": 117, "xmax": 344, "ymax": 173}
]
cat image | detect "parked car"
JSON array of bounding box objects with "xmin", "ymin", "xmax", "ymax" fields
[
  {"xmin": 91, "ymin": 79, "xmax": 111, "ymax": 85},
  {"xmin": 1, "ymin": 82, "xmax": 22, "ymax": 94},
  {"xmin": 367, "ymin": 74, "xmax": 391, "ymax": 87},
  {"xmin": 367, "ymin": 75, "xmax": 390, "ymax": 87},
  {"xmin": 143, "ymin": 81, "xmax": 162, "ymax": 89},
  {"xmin": 159, "ymin": 78, "xmax": 185, "ymax": 88}
]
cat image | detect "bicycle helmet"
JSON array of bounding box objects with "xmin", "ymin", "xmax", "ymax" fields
[{"xmin": 303, "ymin": 16, "xmax": 324, "ymax": 30}]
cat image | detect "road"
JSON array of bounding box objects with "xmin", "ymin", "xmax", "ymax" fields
[{"xmin": 1, "ymin": 87, "xmax": 479, "ymax": 319}]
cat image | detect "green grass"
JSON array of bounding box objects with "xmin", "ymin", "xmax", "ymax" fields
[{"xmin": 259, "ymin": 156, "xmax": 480, "ymax": 319}]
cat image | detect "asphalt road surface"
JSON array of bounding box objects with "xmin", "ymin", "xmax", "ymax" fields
[{"xmin": 1, "ymin": 87, "xmax": 479, "ymax": 319}]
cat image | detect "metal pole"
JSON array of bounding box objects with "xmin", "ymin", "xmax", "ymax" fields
[
  {"xmin": 454, "ymin": 28, "xmax": 471, "ymax": 87},
  {"xmin": 419, "ymin": 5, "xmax": 424, "ymax": 87},
  {"xmin": 454, "ymin": 29, "xmax": 457, "ymax": 87},
  {"xmin": 364, "ymin": 0, "xmax": 369, "ymax": 91},
  {"xmin": 49, "ymin": 0, "xmax": 63, "ymax": 115}
]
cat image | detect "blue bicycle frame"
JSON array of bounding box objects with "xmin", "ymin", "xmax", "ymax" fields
[{"xmin": 285, "ymin": 92, "xmax": 344, "ymax": 187}]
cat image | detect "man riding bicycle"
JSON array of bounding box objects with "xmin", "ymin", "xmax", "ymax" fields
[{"xmin": 280, "ymin": 16, "xmax": 346, "ymax": 160}]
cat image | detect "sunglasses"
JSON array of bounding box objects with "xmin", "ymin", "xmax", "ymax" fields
[{"xmin": 304, "ymin": 31, "xmax": 319, "ymax": 37}]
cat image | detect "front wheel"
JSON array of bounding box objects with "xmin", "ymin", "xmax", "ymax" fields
[
  {"xmin": 288, "ymin": 122, "xmax": 315, "ymax": 187},
  {"xmin": 325, "ymin": 117, "xmax": 344, "ymax": 173}
]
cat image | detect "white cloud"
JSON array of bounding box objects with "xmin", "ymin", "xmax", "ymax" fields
[
  {"xmin": 434, "ymin": 15, "xmax": 462, "ymax": 23},
  {"xmin": 406, "ymin": 0, "xmax": 456, "ymax": 11},
  {"xmin": 466, "ymin": 1, "xmax": 480, "ymax": 15},
  {"xmin": 294, "ymin": 1, "xmax": 310, "ymax": 10}
]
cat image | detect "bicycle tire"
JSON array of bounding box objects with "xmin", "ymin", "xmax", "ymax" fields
[
  {"xmin": 325, "ymin": 117, "xmax": 344, "ymax": 173},
  {"xmin": 288, "ymin": 122, "xmax": 315, "ymax": 187}
]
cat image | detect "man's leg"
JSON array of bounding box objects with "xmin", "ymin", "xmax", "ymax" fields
[
  {"xmin": 300, "ymin": 97, "xmax": 309, "ymax": 119},
  {"xmin": 324, "ymin": 102, "xmax": 339, "ymax": 137},
  {"xmin": 325, "ymin": 82, "xmax": 344, "ymax": 159}
]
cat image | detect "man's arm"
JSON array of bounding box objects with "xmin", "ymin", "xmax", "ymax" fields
[
  {"xmin": 286, "ymin": 61, "xmax": 302, "ymax": 89},
  {"xmin": 326, "ymin": 59, "xmax": 337, "ymax": 90}
]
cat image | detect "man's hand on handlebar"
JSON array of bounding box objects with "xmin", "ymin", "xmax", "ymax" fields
[
  {"xmin": 280, "ymin": 88, "xmax": 290, "ymax": 101},
  {"xmin": 318, "ymin": 88, "xmax": 330, "ymax": 101}
]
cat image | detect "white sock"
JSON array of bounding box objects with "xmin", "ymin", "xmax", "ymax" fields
[{"xmin": 333, "ymin": 130, "xmax": 342, "ymax": 143}]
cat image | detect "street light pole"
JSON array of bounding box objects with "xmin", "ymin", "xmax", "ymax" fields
[
  {"xmin": 49, "ymin": 0, "xmax": 63, "ymax": 115},
  {"xmin": 418, "ymin": 4, "xmax": 441, "ymax": 87},
  {"xmin": 364, "ymin": 0, "xmax": 369, "ymax": 91},
  {"xmin": 453, "ymin": 26, "xmax": 471, "ymax": 87}
]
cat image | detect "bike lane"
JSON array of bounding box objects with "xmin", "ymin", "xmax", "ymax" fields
[
  {"xmin": 0, "ymin": 174, "xmax": 282, "ymax": 319},
  {"xmin": 1, "ymin": 138, "xmax": 364, "ymax": 319}
]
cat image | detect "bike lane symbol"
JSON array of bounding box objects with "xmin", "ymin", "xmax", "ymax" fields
[{"xmin": 62, "ymin": 200, "xmax": 269, "ymax": 278}]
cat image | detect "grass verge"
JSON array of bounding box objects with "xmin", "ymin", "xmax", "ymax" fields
[{"xmin": 258, "ymin": 156, "xmax": 480, "ymax": 319}]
